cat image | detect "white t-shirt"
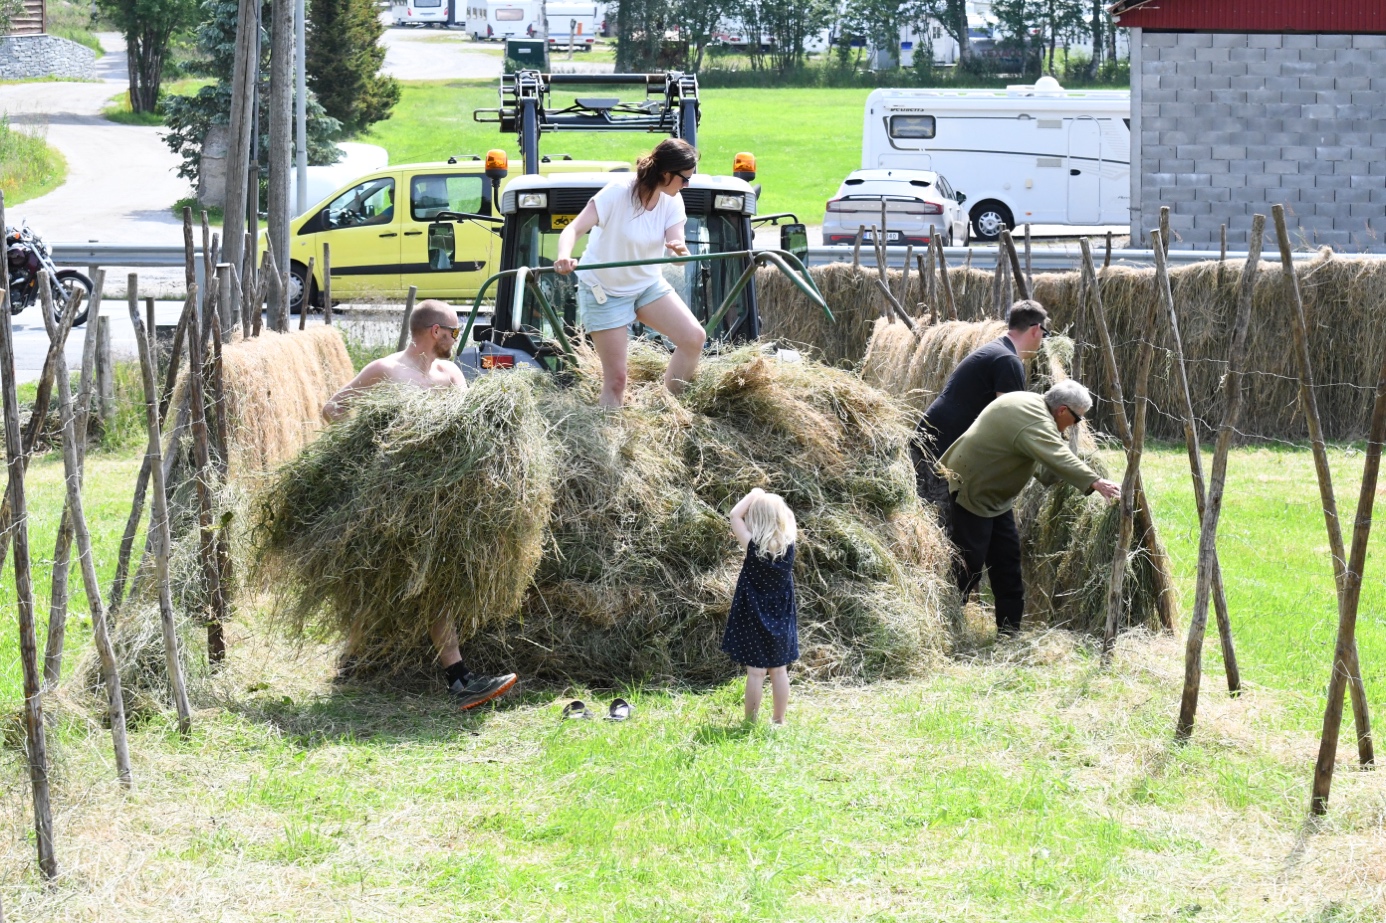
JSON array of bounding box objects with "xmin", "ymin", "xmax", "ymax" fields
[{"xmin": 577, "ymin": 176, "xmax": 686, "ymax": 296}]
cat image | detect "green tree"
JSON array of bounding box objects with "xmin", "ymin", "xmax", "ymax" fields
[
  {"xmin": 306, "ymin": 0, "xmax": 400, "ymax": 135},
  {"xmin": 162, "ymin": 0, "xmax": 341, "ymax": 196},
  {"xmin": 919, "ymin": 0, "xmax": 971, "ymax": 67},
  {"xmin": 744, "ymin": 0, "xmax": 832, "ymax": 74},
  {"xmin": 670, "ymin": 0, "xmax": 725, "ymax": 72},
  {"xmin": 97, "ymin": 0, "xmax": 200, "ymax": 112},
  {"xmin": 612, "ymin": 0, "xmax": 676, "ymax": 72},
  {"xmin": 839, "ymin": 0, "xmax": 922, "ymax": 70}
]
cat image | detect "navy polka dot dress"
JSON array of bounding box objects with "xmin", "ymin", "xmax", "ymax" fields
[{"xmin": 721, "ymin": 540, "xmax": 798, "ymax": 669}]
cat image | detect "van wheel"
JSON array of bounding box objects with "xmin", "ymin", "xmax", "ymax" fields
[
  {"xmin": 288, "ymin": 261, "xmax": 316, "ymax": 315},
  {"xmin": 969, "ymin": 201, "xmax": 1013, "ymax": 242}
]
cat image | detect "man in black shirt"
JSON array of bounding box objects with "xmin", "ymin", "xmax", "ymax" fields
[{"xmin": 912, "ymin": 300, "xmax": 1050, "ymax": 502}]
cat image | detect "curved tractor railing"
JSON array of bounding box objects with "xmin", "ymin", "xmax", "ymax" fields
[{"xmin": 460, "ymin": 248, "xmax": 833, "ymax": 364}]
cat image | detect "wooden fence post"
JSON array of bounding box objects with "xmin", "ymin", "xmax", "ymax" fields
[
  {"xmin": 1023, "ymin": 222, "xmax": 1032, "ymax": 292},
  {"xmin": 1000, "ymin": 228, "xmax": 1031, "ymax": 301},
  {"xmin": 322, "ymin": 242, "xmax": 333, "ymax": 325},
  {"xmin": 128, "ymin": 275, "xmax": 194, "ymax": 736},
  {"xmin": 1173, "ymin": 219, "xmax": 1262, "ymax": 741},
  {"xmin": 1078, "ymin": 238, "xmax": 1179, "ymax": 633},
  {"xmin": 934, "ymin": 235, "xmax": 957, "ymax": 321},
  {"xmin": 1153, "ymin": 226, "xmax": 1243, "ymax": 696},
  {"xmin": 1159, "ymin": 206, "xmax": 1171, "ymax": 256},
  {"xmin": 185, "ymin": 283, "xmax": 227, "ymax": 664},
  {"xmin": 299, "ymin": 256, "xmax": 314, "ymax": 330},
  {"xmin": 398, "ymin": 287, "xmax": 417, "ymax": 350},
  {"xmin": 0, "ymin": 196, "xmax": 58, "ymax": 880}
]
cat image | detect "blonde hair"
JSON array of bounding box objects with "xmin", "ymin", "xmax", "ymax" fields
[{"xmin": 745, "ymin": 492, "xmax": 796, "ymax": 560}]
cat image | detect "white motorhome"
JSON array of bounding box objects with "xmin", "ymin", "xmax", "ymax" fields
[
  {"xmin": 863, "ymin": 77, "xmax": 1130, "ymax": 239},
  {"xmin": 466, "ymin": 0, "xmax": 537, "ymax": 40},
  {"xmin": 545, "ymin": 2, "xmax": 600, "ymax": 49},
  {"xmin": 392, "ymin": 0, "xmax": 449, "ymax": 26}
]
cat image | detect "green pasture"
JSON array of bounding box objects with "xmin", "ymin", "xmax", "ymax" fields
[
  {"xmin": 1, "ymin": 435, "xmax": 1383, "ymax": 919},
  {"xmin": 367, "ymin": 80, "xmax": 866, "ymax": 226},
  {"xmin": 0, "ymin": 118, "xmax": 67, "ymax": 205}
]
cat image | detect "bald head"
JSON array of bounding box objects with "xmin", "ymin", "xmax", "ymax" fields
[{"xmin": 410, "ymin": 300, "xmax": 458, "ymax": 339}]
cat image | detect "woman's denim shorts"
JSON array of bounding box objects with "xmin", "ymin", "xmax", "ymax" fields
[{"xmin": 577, "ymin": 276, "xmax": 676, "ymax": 333}]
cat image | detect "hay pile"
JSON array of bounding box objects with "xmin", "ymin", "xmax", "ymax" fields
[
  {"xmin": 760, "ymin": 253, "xmax": 1386, "ymax": 441},
  {"xmin": 860, "ymin": 319, "xmax": 1006, "ymax": 413},
  {"xmin": 203, "ymin": 326, "xmax": 354, "ymax": 475},
  {"xmin": 253, "ymin": 347, "xmax": 956, "ymax": 685}
]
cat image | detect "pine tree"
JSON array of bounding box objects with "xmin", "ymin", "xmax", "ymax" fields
[
  {"xmin": 162, "ymin": 0, "xmax": 342, "ymax": 196},
  {"xmin": 306, "ymin": 0, "xmax": 400, "ymax": 135}
]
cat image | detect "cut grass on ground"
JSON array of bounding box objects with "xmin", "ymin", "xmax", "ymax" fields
[
  {"xmin": 0, "ymin": 117, "xmax": 67, "ymax": 204},
  {"xmin": 1, "ymin": 442, "xmax": 1383, "ymax": 920},
  {"xmin": 368, "ymin": 80, "xmax": 864, "ymax": 225}
]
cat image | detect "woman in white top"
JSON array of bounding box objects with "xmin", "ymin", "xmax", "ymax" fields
[{"xmin": 554, "ymin": 138, "xmax": 707, "ymax": 408}]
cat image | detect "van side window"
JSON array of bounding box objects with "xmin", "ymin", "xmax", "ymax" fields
[
  {"xmin": 411, "ymin": 174, "xmax": 486, "ymax": 221},
  {"xmin": 889, "ymin": 115, "xmax": 936, "ymax": 139},
  {"xmin": 324, "ymin": 177, "xmax": 395, "ymax": 229}
]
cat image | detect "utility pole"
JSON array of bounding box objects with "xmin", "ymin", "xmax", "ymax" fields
[
  {"xmin": 268, "ymin": 0, "xmax": 294, "ymax": 330},
  {"xmin": 295, "ymin": 0, "xmax": 308, "ymax": 215}
]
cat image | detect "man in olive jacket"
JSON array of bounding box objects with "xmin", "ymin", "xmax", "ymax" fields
[{"xmin": 939, "ymin": 380, "xmax": 1120, "ymax": 636}]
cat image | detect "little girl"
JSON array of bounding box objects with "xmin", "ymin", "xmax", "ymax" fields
[{"xmin": 721, "ymin": 488, "xmax": 799, "ymax": 724}]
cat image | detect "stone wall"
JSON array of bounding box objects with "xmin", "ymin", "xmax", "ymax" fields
[
  {"xmin": 0, "ymin": 34, "xmax": 96, "ymax": 81},
  {"xmin": 1132, "ymin": 30, "xmax": 1386, "ymax": 251}
]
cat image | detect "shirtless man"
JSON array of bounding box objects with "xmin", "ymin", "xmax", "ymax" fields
[{"xmin": 324, "ymin": 299, "xmax": 517, "ymax": 710}]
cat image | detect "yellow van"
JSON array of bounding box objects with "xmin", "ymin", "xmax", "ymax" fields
[{"xmin": 281, "ymin": 152, "xmax": 629, "ymax": 312}]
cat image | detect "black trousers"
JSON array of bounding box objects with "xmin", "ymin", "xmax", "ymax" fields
[{"xmin": 947, "ymin": 497, "xmax": 1024, "ymax": 634}]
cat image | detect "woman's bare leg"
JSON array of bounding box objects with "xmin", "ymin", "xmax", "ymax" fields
[
  {"xmin": 589, "ymin": 326, "xmax": 631, "ymax": 408},
  {"xmin": 635, "ymin": 293, "xmax": 705, "ymax": 396},
  {"xmin": 768, "ymin": 666, "xmax": 789, "ymax": 724},
  {"xmin": 744, "ymin": 667, "xmax": 766, "ymax": 722}
]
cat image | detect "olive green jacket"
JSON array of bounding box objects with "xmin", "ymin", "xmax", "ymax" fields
[{"xmin": 939, "ymin": 391, "xmax": 1099, "ymax": 517}]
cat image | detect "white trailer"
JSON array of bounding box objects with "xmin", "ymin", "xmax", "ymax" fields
[
  {"xmin": 544, "ymin": 2, "xmax": 600, "ymax": 50},
  {"xmin": 863, "ymin": 77, "xmax": 1130, "ymax": 239},
  {"xmin": 466, "ymin": 0, "xmax": 537, "ymax": 41},
  {"xmin": 392, "ymin": 0, "xmax": 449, "ymax": 26}
]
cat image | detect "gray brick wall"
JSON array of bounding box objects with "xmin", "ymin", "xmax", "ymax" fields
[{"xmin": 1135, "ymin": 31, "xmax": 1386, "ymax": 251}]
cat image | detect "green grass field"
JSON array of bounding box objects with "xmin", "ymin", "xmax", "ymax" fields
[
  {"xmin": 0, "ymin": 117, "xmax": 67, "ymax": 205},
  {"xmin": 1, "ymin": 436, "xmax": 1383, "ymax": 920},
  {"xmin": 367, "ymin": 80, "xmax": 866, "ymax": 225}
]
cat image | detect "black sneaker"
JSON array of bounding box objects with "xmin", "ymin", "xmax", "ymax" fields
[{"xmin": 449, "ymin": 672, "xmax": 517, "ymax": 710}]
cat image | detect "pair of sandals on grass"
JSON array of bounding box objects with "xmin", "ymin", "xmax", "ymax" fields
[{"xmin": 561, "ymin": 698, "xmax": 632, "ymax": 721}]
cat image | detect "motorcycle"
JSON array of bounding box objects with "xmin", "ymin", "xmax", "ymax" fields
[{"xmin": 5, "ymin": 223, "xmax": 93, "ymax": 327}]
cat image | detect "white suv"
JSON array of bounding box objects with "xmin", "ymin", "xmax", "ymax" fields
[{"xmin": 822, "ymin": 168, "xmax": 969, "ymax": 247}]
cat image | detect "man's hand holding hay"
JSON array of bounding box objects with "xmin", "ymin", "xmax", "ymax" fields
[{"xmin": 318, "ymin": 299, "xmax": 518, "ymax": 710}]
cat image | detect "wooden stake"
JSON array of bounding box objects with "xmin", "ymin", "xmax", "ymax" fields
[
  {"xmin": 53, "ymin": 310, "xmax": 132, "ymax": 786},
  {"xmin": 43, "ymin": 290, "xmax": 85, "ymax": 686},
  {"xmin": 322, "ymin": 242, "xmax": 333, "ymax": 325},
  {"xmin": 0, "ymin": 195, "xmax": 58, "ymax": 880},
  {"xmin": 1077, "ymin": 239, "xmax": 1179, "ymax": 633},
  {"xmin": 299, "ymin": 256, "xmax": 313, "ymax": 330},
  {"xmin": 852, "ymin": 226, "xmax": 863, "ymax": 270},
  {"xmin": 96, "ymin": 315, "xmax": 114, "ymax": 425},
  {"xmin": 128, "ymin": 275, "xmax": 193, "ymax": 736},
  {"xmin": 1101, "ymin": 250, "xmax": 1160, "ymax": 654},
  {"xmin": 1172, "ymin": 219, "xmax": 1261, "ymax": 740},
  {"xmin": 924, "ymin": 231, "xmax": 937, "ymax": 310},
  {"xmin": 1023, "ymin": 222, "xmax": 1032, "ymax": 291},
  {"xmin": 991, "ymin": 244, "xmax": 1004, "ymax": 317},
  {"xmin": 184, "ymin": 284, "xmax": 226, "ymax": 664},
  {"xmin": 1104, "ymin": 229, "xmax": 1113, "ymax": 269},
  {"xmin": 935, "ymin": 235, "xmax": 957, "ymax": 321},
  {"xmin": 900, "ymin": 244, "xmax": 913, "ymax": 307},
  {"xmin": 1159, "ymin": 205, "xmax": 1171, "ymax": 255},
  {"xmin": 1152, "ymin": 227, "xmax": 1242, "ymax": 696},
  {"xmin": 1000, "ymin": 228, "xmax": 1031, "ymax": 301},
  {"xmin": 398, "ymin": 285, "xmax": 418, "ymax": 350}
]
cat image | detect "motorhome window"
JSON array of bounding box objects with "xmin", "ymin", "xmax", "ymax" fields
[
  {"xmin": 495, "ymin": 8, "xmax": 524, "ymax": 19},
  {"xmin": 889, "ymin": 115, "xmax": 935, "ymax": 139},
  {"xmin": 324, "ymin": 178, "xmax": 395, "ymax": 229},
  {"xmin": 414, "ymin": 0, "xmax": 442, "ymax": 6},
  {"xmin": 410, "ymin": 174, "xmax": 485, "ymax": 221}
]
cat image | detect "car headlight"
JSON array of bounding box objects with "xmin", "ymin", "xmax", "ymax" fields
[
  {"xmin": 518, "ymin": 192, "xmax": 548, "ymax": 209},
  {"xmin": 714, "ymin": 193, "xmax": 744, "ymax": 212}
]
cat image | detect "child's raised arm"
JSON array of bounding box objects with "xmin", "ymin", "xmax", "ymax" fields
[{"xmin": 729, "ymin": 488, "xmax": 763, "ymax": 551}]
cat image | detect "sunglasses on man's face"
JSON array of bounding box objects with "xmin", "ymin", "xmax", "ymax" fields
[
  {"xmin": 1039, "ymin": 324, "xmax": 1052, "ymax": 338},
  {"xmin": 436, "ymin": 324, "xmax": 462, "ymax": 337},
  {"xmin": 1068, "ymin": 405, "xmax": 1084, "ymax": 424}
]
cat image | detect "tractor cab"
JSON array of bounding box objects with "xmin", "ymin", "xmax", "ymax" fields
[{"xmin": 456, "ymin": 69, "xmax": 826, "ymax": 375}]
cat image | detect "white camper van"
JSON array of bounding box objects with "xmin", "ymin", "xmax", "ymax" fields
[
  {"xmin": 466, "ymin": 0, "xmax": 537, "ymax": 40},
  {"xmin": 392, "ymin": 0, "xmax": 449, "ymax": 26},
  {"xmin": 545, "ymin": 2, "xmax": 600, "ymax": 49},
  {"xmin": 863, "ymin": 77, "xmax": 1130, "ymax": 240}
]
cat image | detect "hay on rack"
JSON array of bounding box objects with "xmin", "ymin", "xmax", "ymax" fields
[
  {"xmin": 175, "ymin": 326, "xmax": 354, "ymax": 476},
  {"xmin": 860, "ymin": 316, "xmax": 1166, "ymax": 634},
  {"xmin": 253, "ymin": 346, "xmax": 956, "ymax": 685}
]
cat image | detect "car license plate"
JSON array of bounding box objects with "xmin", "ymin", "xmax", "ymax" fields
[
  {"xmin": 551, "ymin": 214, "xmax": 577, "ymax": 229},
  {"xmin": 860, "ymin": 230, "xmax": 902, "ymax": 242}
]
